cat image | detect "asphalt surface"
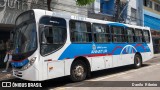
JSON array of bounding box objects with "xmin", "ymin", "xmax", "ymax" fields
[{"xmin": 0, "ymin": 54, "xmax": 160, "ymax": 90}]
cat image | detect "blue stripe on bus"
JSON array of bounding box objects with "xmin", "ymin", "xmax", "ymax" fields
[
  {"xmin": 107, "ymin": 23, "xmax": 127, "ymax": 27},
  {"xmin": 11, "ymin": 59, "xmax": 29, "ymax": 68},
  {"xmin": 58, "ymin": 43, "xmax": 151, "ymax": 60}
]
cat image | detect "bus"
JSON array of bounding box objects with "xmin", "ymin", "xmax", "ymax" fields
[{"xmin": 11, "ymin": 9, "xmax": 154, "ymax": 81}]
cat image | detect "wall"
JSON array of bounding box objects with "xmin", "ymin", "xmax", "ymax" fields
[
  {"xmin": 0, "ymin": 0, "xmax": 46, "ymax": 24},
  {"xmin": 143, "ymin": 0, "xmax": 160, "ymax": 30},
  {"xmin": 125, "ymin": 0, "xmax": 138, "ymax": 25}
]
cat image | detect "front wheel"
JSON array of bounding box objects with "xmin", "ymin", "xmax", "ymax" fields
[
  {"xmin": 70, "ymin": 60, "xmax": 87, "ymax": 82},
  {"xmin": 134, "ymin": 54, "xmax": 142, "ymax": 68}
]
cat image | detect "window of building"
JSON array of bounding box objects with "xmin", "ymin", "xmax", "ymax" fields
[
  {"xmin": 154, "ymin": 3, "xmax": 160, "ymax": 12},
  {"xmin": 127, "ymin": 28, "xmax": 135, "ymax": 43},
  {"xmin": 143, "ymin": 0, "xmax": 152, "ymax": 7},
  {"xmin": 131, "ymin": 8, "xmax": 137, "ymax": 21},
  {"xmin": 144, "ymin": 0, "xmax": 147, "ymax": 6},
  {"xmin": 149, "ymin": 1, "xmax": 153, "ymax": 8},
  {"xmin": 70, "ymin": 20, "xmax": 92, "ymax": 43},
  {"xmin": 93, "ymin": 24, "xmax": 110, "ymax": 43},
  {"xmin": 100, "ymin": 2, "xmax": 104, "ymax": 13},
  {"xmin": 143, "ymin": 30, "xmax": 150, "ymax": 43},
  {"xmin": 111, "ymin": 26, "xmax": 125, "ymax": 43},
  {"xmin": 135, "ymin": 29, "xmax": 143, "ymax": 43}
]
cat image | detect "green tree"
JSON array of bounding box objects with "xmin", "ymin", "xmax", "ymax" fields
[
  {"xmin": 47, "ymin": 0, "xmax": 95, "ymax": 10},
  {"xmin": 76, "ymin": 0, "xmax": 95, "ymax": 6}
]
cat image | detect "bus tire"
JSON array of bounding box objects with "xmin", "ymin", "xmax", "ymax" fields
[
  {"xmin": 134, "ymin": 54, "xmax": 142, "ymax": 68},
  {"xmin": 70, "ymin": 60, "xmax": 87, "ymax": 82}
]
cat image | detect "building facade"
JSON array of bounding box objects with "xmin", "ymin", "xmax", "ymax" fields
[
  {"xmin": 143, "ymin": 0, "xmax": 160, "ymax": 53},
  {"xmin": 89, "ymin": 0, "xmax": 143, "ymax": 25}
]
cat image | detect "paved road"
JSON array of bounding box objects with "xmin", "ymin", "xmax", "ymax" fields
[
  {"xmin": 52, "ymin": 55, "xmax": 160, "ymax": 90},
  {"xmin": 1, "ymin": 55, "xmax": 160, "ymax": 90}
]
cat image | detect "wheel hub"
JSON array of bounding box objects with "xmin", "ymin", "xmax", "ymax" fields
[{"xmin": 74, "ymin": 65, "xmax": 84, "ymax": 77}]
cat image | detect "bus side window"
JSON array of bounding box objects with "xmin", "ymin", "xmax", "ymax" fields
[
  {"xmin": 70, "ymin": 20, "xmax": 92, "ymax": 43},
  {"xmin": 111, "ymin": 26, "xmax": 124, "ymax": 43},
  {"xmin": 143, "ymin": 30, "xmax": 150, "ymax": 43},
  {"xmin": 40, "ymin": 16, "xmax": 67, "ymax": 55},
  {"xmin": 93, "ymin": 24, "xmax": 110, "ymax": 43},
  {"xmin": 126, "ymin": 28, "xmax": 135, "ymax": 43},
  {"xmin": 135, "ymin": 29, "xmax": 143, "ymax": 43}
]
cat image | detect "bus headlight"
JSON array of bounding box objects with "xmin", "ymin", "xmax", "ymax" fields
[{"xmin": 21, "ymin": 57, "xmax": 36, "ymax": 70}]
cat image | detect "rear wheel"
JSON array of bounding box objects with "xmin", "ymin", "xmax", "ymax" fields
[
  {"xmin": 134, "ymin": 54, "xmax": 142, "ymax": 68},
  {"xmin": 70, "ymin": 60, "xmax": 87, "ymax": 82}
]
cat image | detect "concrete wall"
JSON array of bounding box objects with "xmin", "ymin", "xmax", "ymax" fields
[{"xmin": 0, "ymin": 0, "xmax": 46, "ymax": 24}]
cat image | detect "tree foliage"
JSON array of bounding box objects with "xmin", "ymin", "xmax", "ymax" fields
[
  {"xmin": 47, "ymin": 0, "xmax": 95, "ymax": 10},
  {"xmin": 76, "ymin": 0, "xmax": 95, "ymax": 6}
]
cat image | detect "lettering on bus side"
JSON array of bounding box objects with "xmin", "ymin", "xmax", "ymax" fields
[{"xmin": 91, "ymin": 44, "xmax": 108, "ymax": 54}]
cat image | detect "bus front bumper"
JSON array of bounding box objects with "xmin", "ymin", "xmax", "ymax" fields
[{"xmin": 13, "ymin": 66, "xmax": 39, "ymax": 81}]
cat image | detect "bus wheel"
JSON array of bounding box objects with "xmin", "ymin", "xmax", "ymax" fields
[
  {"xmin": 134, "ymin": 54, "xmax": 142, "ymax": 68},
  {"xmin": 70, "ymin": 60, "xmax": 87, "ymax": 82}
]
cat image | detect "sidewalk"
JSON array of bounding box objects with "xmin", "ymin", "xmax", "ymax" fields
[
  {"xmin": 0, "ymin": 68, "xmax": 14, "ymax": 81},
  {"xmin": 154, "ymin": 53, "xmax": 160, "ymax": 58}
]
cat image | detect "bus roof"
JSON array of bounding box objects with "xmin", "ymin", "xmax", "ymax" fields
[{"xmin": 33, "ymin": 9, "xmax": 150, "ymax": 30}]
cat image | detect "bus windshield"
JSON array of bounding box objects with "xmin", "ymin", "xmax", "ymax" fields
[
  {"xmin": 12, "ymin": 10, "xmax": 37, "ymax": 57},
  {"xmin": 13, "ymin": 22, "xmax": 37, "ymax": 54}
]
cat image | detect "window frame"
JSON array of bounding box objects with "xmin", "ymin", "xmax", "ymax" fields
[
  {"xmin": 111, "ymin": 26, "xmax": 126, "ymax": 43},
  {"xmin": 69, "ymin": 20, "xmax": 92, "ymax": 43},
  {"xmin": 131, "ymin": 8, "xmax": 137, "ymax": 21},
  {"xmin": 39, "ymin": 16, "xmax": 67, "ymax": 56},
  {"xmin": 92, "ymin": 23, "xmax": 111, "ymax": 43},
  {"xmin": 143, "ymin": 30, "xmax": 150, "ymax": 43},
  {"xmin": 126, "ymin": 27, "xmax": 135, "ymax": 43},
  {"xmin": 134, "ymin": 28, "xmax": 143, "ymax": 43}
]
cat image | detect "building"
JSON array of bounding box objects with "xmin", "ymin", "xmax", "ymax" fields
[
  {"xmin": 143, "ymin": 0, "xmax": 160, "ymax": 53},
  {"xmin": 88, "ymin": 0, "xmax": 143, "ymax": 25}
]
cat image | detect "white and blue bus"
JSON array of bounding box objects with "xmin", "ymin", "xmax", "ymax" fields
[{"xmin": 11, "ymin": 9, "xmax": 154, "ymax": 81}]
